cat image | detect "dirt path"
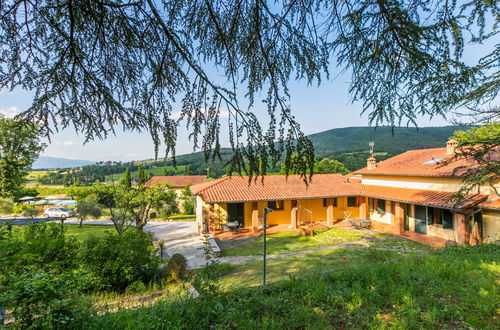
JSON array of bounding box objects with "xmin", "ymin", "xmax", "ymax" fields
[{"xmin": 217, "ymin": 237, "xmax": 427, "ymax": 265}]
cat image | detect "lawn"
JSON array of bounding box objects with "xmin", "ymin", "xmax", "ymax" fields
[
  {"xmin": 106, "ymin": 165, "xmax": 188, "ymax": 181},
  {"xmin": 64, "ymin": 224, "xmax": 113, "ymax": 240},
  {"xmin": 221, "ymin": 228, "xmax": 367, "ymax": 257},
  {"xmin": 216, "ymin": 248, "xmax": 416, "ymax": 288},
  {"xmin": 91, "ymin": 244, "xmax": 500, "ymax": 329},
  {"xmin": 355, "ymin": 237, "xmax": 430, "ymax": 251}
]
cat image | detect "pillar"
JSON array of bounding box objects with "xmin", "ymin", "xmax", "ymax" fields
[
  {"xmin": 394, "ymin": 202, "xmax": 404, "ymax": 234},
  {"xmin": 252, "ymin": 202, "xmax": 259, "ymax": 232},
  {"xmin": 326, "ymin": 198, "xmax": 334, "ymax": 226},
  {"xmin": 456, "ymin": 213, "xmax": 469, "ymax": 244},
  {"xmin": 291, "ymin": 200, "xmax": 298, "ymax": 229},
  {"xmin": 359, "ymin": 197, "xmax": 367, "ymax": 219},
  {"xmin": 208, "ymin": 204, "xmax": 215, "ymax": 234}
]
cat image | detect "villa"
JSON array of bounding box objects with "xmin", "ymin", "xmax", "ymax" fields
[{"xmin": 190, "ymin": 140, "xmax": 499, "ymax": 245}]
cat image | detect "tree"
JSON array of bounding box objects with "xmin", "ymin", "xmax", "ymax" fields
[
  {"xmin": 163, "ymin": 167, "xmax": 168, "ymax": 176},
  {"xmin": 184, "ymin": 165, "xmax": 191, "ymax": 176},
  {"xmin": 75, "ymin": 196, "xmax": 103, "ymax": 227},
  {"xmin": 315, "ymin": 158, "xmax": 350, "ymax": 175},
  {"xmin": 94, "ymin": 184, "xmax": 177, "ymax": 233},
  {"xmin": 2, "ymin": 1, "xmax": 496, "ymax": 179},
  {"xmin": 443, "ymin": 123, "xmax": 500, "ymax": 199},
  {"xmin": 0, "ymin": 116, "xmax": 46, "ymax": 198},
  {"xmin": 0, "ymin": 197, "xmax": 14, "ymax": 215},
  {"xmin": 181, "ymin": 185, "xmax": 196, "ymax": 215},
  {"xmin": 137, "ymin": 165, "xmax": 147, "ymax": 186},
  {"xmin": 124, "ymin": 167, "xmax": 132, "ymax": 188}
]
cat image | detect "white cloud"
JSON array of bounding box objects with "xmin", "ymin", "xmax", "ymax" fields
[
  {"xmin": 0, "ymin": 106, "xmax": 21, "ymax": 118},
  {"xmin": 56, "ymin": 141, "xmax": 79, "ymax": 147}
]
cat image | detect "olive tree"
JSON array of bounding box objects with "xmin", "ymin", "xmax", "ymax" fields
[{"xmin": 75, "ymin": 196, "xmax": 103, "ymax": 227}]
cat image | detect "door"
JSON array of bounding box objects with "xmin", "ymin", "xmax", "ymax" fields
[
  {"xmin": 227, "ymin": 203, "xmax": 245, "ymax": 227},
  {"xmin": 402, "ymin": 203, "xmax": 409, "ymax": 231},
  {"xmin": 414, "ymin": 205, "xmax": 427, "ymax": 234}
]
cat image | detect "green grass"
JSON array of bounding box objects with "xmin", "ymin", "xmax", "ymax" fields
[
  {"xmin": 91, "ymin": 244, "xmax": 499, "ymax": 329},
  {"xmin": 217, "ymin": 248, "xmax": 413, "ymax": 288},
  {"xmin": 372, "ymin": 232, "xmax": 393, "ymax": 238},
  {"xmin": 221, "ymin": 228, "xmax": 366, "ymax": 257},
  {"xmin": 167, "ymin": 214, "xmax": 196, "ymax": 221},
  {"xmin": 355, "ymin": 237, "xmax": 430, "ymax": 251},
  {"xmin": 64, "ymin": 224, "xmax": 113, "ymax": 240},
  {"xmin": 106, "ymin": 166, "xmax": 188, "ymax": 181}
]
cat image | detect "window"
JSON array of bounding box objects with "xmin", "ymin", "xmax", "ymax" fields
[
  {"xmin": 323, "ymin": 198, "xmax": 337, "ymax": 207},
  {"xmin": 268, "ymin": 200, "xmax": 284, "ymax": 210},
  {"xmin": 377, "ymin": 199, "xmax": 386, "ymax": 213},
  {"xmin": 441, "ymin": 209, "xmax": 453, "ymax": 229},
  {"xmin": 427, "ymin": 207, "xmax": 436, "ymax": 225},
  {"xmin": 347, "ymin": 197, "xmax": 357, "ymax": 207}
]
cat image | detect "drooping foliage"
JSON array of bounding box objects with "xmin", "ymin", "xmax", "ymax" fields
[{"xmin": 1, "ymin": 1, "xmax": 497, "ymax": 180}]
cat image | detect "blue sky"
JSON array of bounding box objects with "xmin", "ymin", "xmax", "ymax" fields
[{"xmin": 0, "ymin": 68, "xmax": 451, "ymax": 161}]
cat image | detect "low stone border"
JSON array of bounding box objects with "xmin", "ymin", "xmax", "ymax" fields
[{"xmin": 205, "ymin": 234, "xmax": 222, "ymax": 256}]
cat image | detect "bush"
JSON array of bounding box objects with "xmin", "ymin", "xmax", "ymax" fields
[
  {"xmin": 13, "ymin": 203, "xmax": 40, "ymax": 218},
  {"xmin": 0, "ymin": 197, "xmax": 14, "ymax": 215},
  {"xmin": 77, "ymin": 230, "xmax": 160, "ymax": 291},
  {"xmin": 0, "ymin": 269, "xmax": 93, "ymax": 329},
  {"xmin": 161, "ymin": 254, "xmax": 189, "ymax": 282},
  {"xmin": 0, "ymin": 223, "xmax": 78, "ymax": 272}
]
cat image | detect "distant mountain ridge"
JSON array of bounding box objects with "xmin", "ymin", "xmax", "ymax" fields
[
  {"xmin": 33, "ymin": 126, "xmax": 463, "ymax": 172},
  {"xmin": 32, "ymin": 156, "xmax": 95, "ymax": 169}
]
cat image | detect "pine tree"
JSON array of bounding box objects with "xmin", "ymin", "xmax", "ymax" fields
[
  {"xmin": 163, "ymin": 167, "xmax": 168, "ymax": 176},
  {"xmin": 137, "ymin": 165, "xmax": 147, "ymax": 186},
  {"xmin": 184, "ymin": 165, "xmax": 191, "ymax": 175},
  {"xmin": 124, "ymin": 167, "xmax": 131, "ymax": 188}
]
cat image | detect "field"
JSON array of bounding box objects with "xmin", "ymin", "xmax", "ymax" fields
[{"xmin": 106, "ymin": 165, "xmax": 189, "ymax": 181}]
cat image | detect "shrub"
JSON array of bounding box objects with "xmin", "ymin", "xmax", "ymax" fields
[
  {"xmin": 0, "ymin": 269, "xmax": 93, "ymax": 329},
  {"xmin": 0, "ymin": 223, "xmax": 78, "ymax": 271},
  {"xmin": 13, "ymin": 204, "xmax": 40, "ymax": 218},
  {"xmin": 161, "ymin": 254, "xmax": 189, "ymax": 282},
  {"xmin": 77, "ymin": 230, "xmax": 160, "ymax": 291},
  {"xmin": 0, "ymin": 197, "xmax": 14, "ymax": 215}
]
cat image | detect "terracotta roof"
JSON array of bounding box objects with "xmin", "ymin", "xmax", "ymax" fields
[
  {"xmin": 479, "ymin": 199, "xmax": 500, "ymax": 210},
  {"xmin": 191, "ymin": 174, "xmax": 488, "ymax": 210},
  {"xmin": 144, "ymin": 175, "xmax": 207, "ymax": 188},
  {"xmin": 190, "ymin": 174, "xmax": 362, "ymax": 203},
  {"xmin": 354, "ymin": 148, "xmax": 472, "ymax": 177},
  {"xmin": 360, "ymin": 185, "xmax": 487, "ymax": 210}
]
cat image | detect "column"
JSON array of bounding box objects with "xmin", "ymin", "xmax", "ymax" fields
[
  {"xmin": 359, "ymin": 197, "xmax": 367, "ymax": 219},
  {"xmin": 456, "ymin": 213, "xmax": 469, "ymax": 244},
  {"xmin": 291, "ymin": 200, "xmax": 298, "ymax": 229},
  {"xmin": 208, "ymin": 204, "xmax": 215, "ymax": 234},
  {"xmin": 394, "ymin": 202, "xmax": 404, "ymax": 234},
  {"xmin": 252, "ymin": 202, "xmax": 259, "ymax": 232},
  {"xmin": 326, "ymin": 198, "xmax": 334, "ymax": 226}
]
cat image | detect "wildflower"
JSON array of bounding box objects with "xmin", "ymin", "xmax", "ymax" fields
[
  {"xmin": 395, "ymin": 274, "xmax": 400, "ymax": 277},
  {"xmin": 350, "ymin": 259, "xmax": 353, "ymax": 262},
  {"xmin": 342, "ymin": 257, "xmax": 347, "ymax": 260},
  {"xmin": 415, "ymin": 264, "xmax": 419, "ymax": 267}
]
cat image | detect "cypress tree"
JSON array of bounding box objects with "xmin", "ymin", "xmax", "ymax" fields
[
  {"xmin": 124, "ymin": 167, "xmax": 131, "ymax": 188},
  {"xmin": 138, "ymin": 165, "xmax": 147, "ymax": 186}
]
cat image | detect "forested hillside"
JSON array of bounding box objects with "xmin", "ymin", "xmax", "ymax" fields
[{"xmin": 31, "ymin": 126, "xmax": 462, "ymax": 182}]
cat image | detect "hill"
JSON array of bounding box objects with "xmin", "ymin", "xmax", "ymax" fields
[
  {"xmin": 37, "ymin": 126, "xmax": 463, "ymax": 181},
  {"xmin": 32, "ymin": 156, "xmax": 95, "ymax": 169}
]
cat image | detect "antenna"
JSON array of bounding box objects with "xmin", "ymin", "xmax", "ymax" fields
[{"xmin": 368, "ymin": 141, "xmax": 375, "ymax": 157}]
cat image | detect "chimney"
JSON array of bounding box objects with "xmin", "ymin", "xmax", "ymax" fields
[
  {"xmin": 367, "ymin": 156, "xmax": 377, "ymax": 170},
  {"xmin": 446, "ymin": 139, "xmax": 458, "ymax": 155}
]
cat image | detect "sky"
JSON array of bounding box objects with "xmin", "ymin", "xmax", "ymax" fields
[{"xmin": 0, "ymin": 69, "xmax": 451, "ymax": 162}]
